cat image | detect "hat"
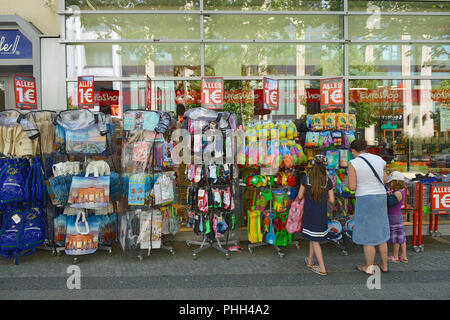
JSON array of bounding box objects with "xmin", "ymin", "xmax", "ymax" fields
[
  {"xmin": 312, "ymin": 154, "xmax": 328, "ymax": 166},
  {"xmin": 387, "ymin": 171, "xmax": 405, "ymax": 183}
]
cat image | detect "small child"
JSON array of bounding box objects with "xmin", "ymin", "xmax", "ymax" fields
[{"xmin": 387, "ymin": 171, "xmax": 408, "ymax": 264}]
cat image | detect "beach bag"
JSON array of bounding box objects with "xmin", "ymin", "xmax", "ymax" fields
[
  {"xmin": 54, "ymin": 109, "xmax": 110, "ymax": 155},
  {"xmin": 153, "ymin": 173, "xmax": 174, "ymax": 205},
  {"xmin": 286, "ymin": 198, "xmax": 304, "ymax": 234},
  {"xmin": 65, "ymin": 210, "xmax": 98, "ymax": 255},
  {"xmin": 0, "ymin": 208, "xmax": 46, "ymax": 264},
  {"xmin": 69, "ymin": 167, "xmax": 110, "ymax": 209}
]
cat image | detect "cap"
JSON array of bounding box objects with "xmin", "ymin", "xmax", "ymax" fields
[{"xmin": 387, "ymin": 171, "xmax": 405, "ymax": 183}]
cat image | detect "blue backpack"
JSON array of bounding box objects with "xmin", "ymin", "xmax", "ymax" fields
[
  {"xmin": 0, "ymin": 159, "xmax": 30, "ymax": 205},
  {"xmin": 0, "ymin": 208, "xmax": 46, "ymax": 264}
]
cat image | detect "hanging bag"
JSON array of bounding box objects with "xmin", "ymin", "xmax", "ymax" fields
[
  {"xmin": 54, "ymin": 109, "xmax": 110, "ymax": 155},
  {"xmin": 358, "ymin": 156, "xmax": 399, "ymax": 208},
  {"xmin": 69, "ymin": 166, "xmax": 110, "ymax": 209},
  {"xmin": 286, "ymin": 197, "xmax": 305, "ymax": 234},
  {"xmin": 65, "ymin": 210, "xmax": 98, "ymax": 256}
]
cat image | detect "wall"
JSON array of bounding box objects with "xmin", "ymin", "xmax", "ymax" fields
[{"xmin": 1, "ymin": 0, "xmax": 59, "ymax": 35}]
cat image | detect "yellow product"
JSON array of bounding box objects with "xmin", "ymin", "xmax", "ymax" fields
[
  {"xmin": 324, "ymin": 113, "xmax": 336, "ymax": 130},
  {"xmin": 336, "ymin": 113, "xmax": 349, "ymax": 131},
  {"xmin": 311, "ymin": 113, "xmax": 325, "ymax": 131},
  {"xmin": 348, "ymin": 114, "xmax": 356, "ymax": 131}
]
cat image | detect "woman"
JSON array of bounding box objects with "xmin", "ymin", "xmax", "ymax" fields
[
  {"xmin": 348, "ymin": 139, "xmax": 390, "ymax": 274},
  {"xmin": 297, "ymin": 154, "xmax": 335, "ymax": 276}
]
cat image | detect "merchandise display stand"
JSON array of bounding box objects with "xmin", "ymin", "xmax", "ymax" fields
[
  {"xmin": 183, "ymin": 108, "xmax": 240, "ymax": 260},
  {"xmin": 186, "ymin": 165, "xmax": 239, "ymax": 260},
  {"xmin": 51, "ymin": 109, "xmax": 117, "ymax": 265},
  {"xmin": 303, "ymin": 112, "xmax": 357, "ymax": 256},
  {"xmin": 0, "ymin": 110, "xmax": 54, "ymax": 264},
  {"xmin": 241, "ymin": 116, "xmax": 305, "ymax": 257},
  {"xmin": 119, "ymin": 110, "xmax": 179, "ymax": 261}
]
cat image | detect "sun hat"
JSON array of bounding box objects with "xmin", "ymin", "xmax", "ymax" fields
[{"xmin": 387, "ymin": 171, "xmax": 405, "ymax": 183}]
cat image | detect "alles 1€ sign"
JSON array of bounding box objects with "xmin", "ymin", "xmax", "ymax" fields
[{"xmin": 0, "ymin": 30, "xmax": 33, "ymax": 59}]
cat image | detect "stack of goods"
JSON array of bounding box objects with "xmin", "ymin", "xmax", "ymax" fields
[{"xmin": 241, "ymin": 120, "xmax": 306, "ymax": 168}]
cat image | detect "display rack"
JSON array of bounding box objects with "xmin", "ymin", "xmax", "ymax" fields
[
  {"xmin": 51, "ymin": 109, "xmax": 117, "ymax": 264},
  {"xmin": 119, "ymin": 110, "xmax": 178, "ymax": 261}
]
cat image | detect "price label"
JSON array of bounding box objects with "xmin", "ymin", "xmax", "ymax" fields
[
  {"xmin": 77, "ymin": 76, "xmax": 95, "ymax": 109},
  {"xmin": 263, "ymin": 77, "xmax": 279, "ymax": 111},
  {"xmin": 320, "ymin": 77, "xmax": 344, "ymax": 111},
  {"xmin": 201, "ymin": 77, "xmax": 224, "ymax": 110},
  {"xmin": 431, "ymin": 182, "xmax": 450, "ymax": 214},
  {"xmin": 13, "ymin": 74, "xmax": 37, "ymax": 110}
]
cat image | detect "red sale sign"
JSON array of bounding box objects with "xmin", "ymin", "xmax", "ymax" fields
[
  {"xmin": 95, "ymin": 90, "xmax": 119, "ymax": 106},
  {"xmin": 263, "ymin": 77, "xmax": 279, "ymax": 111},
  {"xmin": 201, "ymin": 77, "xmax": 224, "ymax": 110},
  {"xmin": 431, "ymin": 182, "xmax": 450, "ymax": 214},
  {"xmin": 13, "ymin": 74, "xmax": 37, "ymax": 110},
  {"xmin": 77, "ymin": 76, "xmax": 95, "ymax": 109},
  {"xmin": 320, "ymin": 77, "xmax": 344, "ymax": 111}
]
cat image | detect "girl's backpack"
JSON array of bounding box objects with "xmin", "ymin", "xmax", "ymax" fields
[{"xmin": 286, "ymin": 198, "xmax": 304, "ymax": 234}]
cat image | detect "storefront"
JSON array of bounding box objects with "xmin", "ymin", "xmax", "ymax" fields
[{"xmin": 61, "ymin": 0, "xmax": 449, "ymax": 172}]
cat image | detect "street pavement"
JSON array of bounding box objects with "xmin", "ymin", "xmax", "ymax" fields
[{"xmin": 0, "ymin": 235, "xmax": 449, "ymax": 300}]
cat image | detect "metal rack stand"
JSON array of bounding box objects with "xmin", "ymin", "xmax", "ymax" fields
[{"xmin": 185, "ymin": 164, "xmax": 240, "ymax": 260}]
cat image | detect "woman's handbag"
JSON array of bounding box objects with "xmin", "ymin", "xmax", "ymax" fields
[{"xmin": 358, "ymin": 156, "xmax": 399, "ymax": 208}]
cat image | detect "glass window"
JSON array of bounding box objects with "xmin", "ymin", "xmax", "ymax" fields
[
  {"xmin": 205, "ymin": 43, "xmax": 343, "ymax": 77},
  {"xmin": 66, "ymin": 14, "xmax": 200, "ymax": 40},
  {"xmin": 348, "ymin": 1, "xmax": 450, "ymax": 12},
  {"xmin": 348, "ymin": 15, "xmax": 450, "ymax": 41},
  {"xmin": 66, "ymin": 43, "xmax": 201, "ymax": 78},
  {"xmin": 65, "ymin": 0, "xmax": 199, "ymax": 10},
  {"xmin": 204, "ymin": 0, "xmax": 344, "ymax": 11},
  {"xmin": 204, "ymin": 14, "xmax": 342, "ymax": 40},
  {"xmin": 350, "ymin": 79, "xmax": 450, "ymax": 173},
  {"xmin": 349, "ymin": 44, "xmax": 449, "ymax": 77}
]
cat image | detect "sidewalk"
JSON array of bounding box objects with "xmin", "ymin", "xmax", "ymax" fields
[{"xmin": 0, "ymin": 235, "xmax": 449, "ymax": 300}]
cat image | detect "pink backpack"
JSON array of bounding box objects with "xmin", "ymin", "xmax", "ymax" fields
[{"xmin": 286, "ymin": 198, "xmax": 304, "ymax": 234}]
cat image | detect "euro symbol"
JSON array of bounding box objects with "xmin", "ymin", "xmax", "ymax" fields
[
  {"xmin": 24, "ymin": 89, "xmax": 36, "ymax": 104},
  {"xmin": 441, "ymin": 194, "xmax": 450, "ymax": 208},
  {"xmin": 210, "ymin": 89, "xmax": 222, "ymax": 104},
  {"xmin": 84, "ymin": 88, "xmax": 93, "ymax": 103},
  {"xmin": 330, "ymin": 90, "xmax": 343, "ymax": 104},
  {"xmin": 269, "ymin": 90, "xmax": 278, "ymax": 105}
]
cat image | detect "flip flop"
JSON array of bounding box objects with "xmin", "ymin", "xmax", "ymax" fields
[
  {"xmin": 376, "ymin": 263, "xmax": 389, "ymax": 273},
  {"xmin": 399, "ymin": 256, "xmax": 409, "ymax": 264},
  {"xmin": 311, "ymin": 265, "xmax": 327, "ymax": 276},
  {"xmin": 388, "ymin": 255, "xmax": 400, "ymax": 263},
  {"xmin": 356, "ymin": 265, "xmax": 375, "ymax": 275},
  {"xmin": 305, "ymin": 257, "xmax": 313, "ymax": 268}
]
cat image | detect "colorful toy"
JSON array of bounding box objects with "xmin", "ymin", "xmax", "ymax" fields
[
  {"xmin": 324, "ymin": 113, "xmax": 336, "ymax": 130},
  {"xmin": 311, "ymin": 113, "xmax": 325, "ymax": 131}
]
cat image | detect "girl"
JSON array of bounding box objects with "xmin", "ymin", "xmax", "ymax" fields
[
  {"xmin": 387, "ymin": 171, "xmax": 408, "ymax": 263},
  {"xmin": 297, "ymin": 154, "xmax": 335, "ymax": 276}
]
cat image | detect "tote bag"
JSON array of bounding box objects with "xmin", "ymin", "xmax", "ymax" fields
[
  {"xmin": 65, "ymin": 210, "xmax": 98, "ymax": 256},
  {"xmin": 69, "ymin": 167, "xmax": 110, "ymax": 209}
]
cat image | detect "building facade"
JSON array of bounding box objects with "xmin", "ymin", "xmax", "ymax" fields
[{"xmin": 1, "ymin": 0, "xmax": 449, "ymax": 171}]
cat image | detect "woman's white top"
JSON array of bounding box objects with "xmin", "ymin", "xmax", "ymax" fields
[{"xmin": 349, "ymin": 153, "xmax": 386, "ymax": 197}]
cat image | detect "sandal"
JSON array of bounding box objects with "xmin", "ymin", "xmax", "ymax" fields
[
  {"xmin": 376, "ymin": 263, "xmax": 389, "ymax": 273},
  {"xmin": 399, "ymin": 256, "xmax": 409, "ymax": 264},
  {"xmin": 311, "ymin": 265, "xmax": 327, "ymax": 276},
  {"xmin": 388, "ymin": 255, "xmax": 400, "ymax": 263},
  {"xmin": 305, "ymin": 257, "xmax": 313, "ymax": 268},
  {"xmin": 356, "ymin": 265, "xmax": 375, "ymax": 275}
]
